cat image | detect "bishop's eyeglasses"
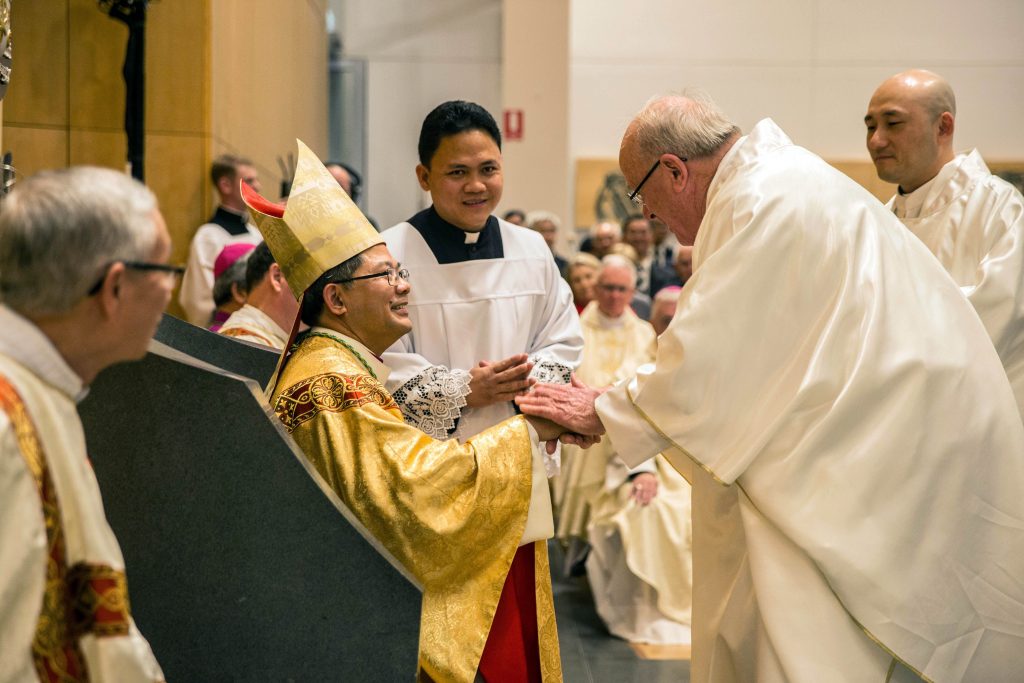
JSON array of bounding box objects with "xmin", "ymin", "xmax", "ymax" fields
[{"xmin": 334, "ymin": 266, "xmax": 410, "ymax": 287}]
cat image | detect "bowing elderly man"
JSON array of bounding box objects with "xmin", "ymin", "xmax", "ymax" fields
[
  {"xmin": 241, "ymin": 141, "xmax": 569, "ymax": 683},
  {"xmin": 865, "ymin": 68, "xmax": 1024, "ymax": 423},
  {"xmin": 517, "ymin": 91, "xmax": 1024, "ymax": 682}
]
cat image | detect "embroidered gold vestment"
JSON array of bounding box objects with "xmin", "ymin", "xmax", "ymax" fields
[{"xmin": 271, "ymin": 332, "xmax": 561, "ymax": 682}]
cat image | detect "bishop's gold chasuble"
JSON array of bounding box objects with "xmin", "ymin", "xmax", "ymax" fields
[{"xmin": 271, "ymin": 332, "xmax": 561, "ymax": 682}]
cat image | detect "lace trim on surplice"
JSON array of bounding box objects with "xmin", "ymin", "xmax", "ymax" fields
[{"xmin": 392, "ymin": 366, "xmax": 471, "ymax": 440}]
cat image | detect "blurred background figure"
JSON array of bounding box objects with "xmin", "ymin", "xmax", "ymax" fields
[
  {"xmin": 208, "ymin": 242, "xmax": 255, "ymax": 332},
  {"xmin": 673, "ymin": 245, "xmax": 693, "ymax": 285},
  {"xmin": 649, "ymin": 285, "xmax": 681, "ymax": 336},
  {"xmin": 584, "ymin": 220, "xmax": 621, "ymax": 260},
  {"xmin": 651, "ymin": 218, "xmax": 679, "ymax": 269},
  {"xmin": 179, "ymin": 154, "xmax": 263, "ymax": 326},
  {"xmin": 527, "ymin": 210, "xmax": 569, "ymax": 276},
  {"xmin": 218, "ymin": 241, "xmax": 298, "ymax": 350},
  {"xmin": 326, "ymin": 161, "xmax": 378, "ymax": 229},
  {"xmin": 503, "ymin": 208, "xmax": 527, "ymax": 226},
  {"xmin": 566, "ymin": 252, "xmax": 601, "ymax": 314}
]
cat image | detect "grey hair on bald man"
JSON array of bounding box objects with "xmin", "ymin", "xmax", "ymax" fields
[
  {"xmin": 0, "ymin": 166, "xmax": 159, "ymax": 315},
  {"xmin": 633, "ymin": 89, "xmax": 741, "ymax": 161},
  {"xmin": 599, "ymin": 253, "xmax": 638, "ymax": 289}
]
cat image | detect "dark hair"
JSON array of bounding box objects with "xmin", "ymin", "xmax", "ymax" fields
[
  {"xmin": 621, "ymin": 215, "xmax": 649, "ymax": 232},
  {"xmin": 244, "ymin": 241, "xmax": 275, "ymax": 292},
  {"xmin": 325, "ymin": 162, "xmax": 363, "ymax": 202},
  {"xmin": 210, "ymin": 154, "xmax": 252, "ymax": 186},
  {"xmin": 299, "ymin": 253, "xmax": 365, "ymax": 327},
  {"xmin": 417, "ymin": 101, "xmax": 501, "ymax": 167},
  {"xmin": 504, "ymin": 209, "xmax": 526, "ymax": 222}
]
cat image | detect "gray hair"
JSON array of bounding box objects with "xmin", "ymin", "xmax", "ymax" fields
[
  {"xmin": 212, "ymin": 255, "xmax": 250, "ymax": 307},
  {"xmin": 632, "ymin": 90, "xmax": 741, "ymax": 161},
  {"xmin": 599, "ymin": 253, "xmax": 638, "ymax": 288},
  {"xmin": 526, "ymin": 210, "xmax": 561, "ymax": 231},
  {"xmin": 591, "ymin": 220, "xmax": 621, "ymax": 239},
  {"xmin": 0, "ymin": 166, "xmax": 158, "ymax": 315}
]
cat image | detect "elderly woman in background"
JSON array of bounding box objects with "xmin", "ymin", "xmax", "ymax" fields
[{"xmin": 566, "ymin": 252, "xmax": 601, "ymax": 314}]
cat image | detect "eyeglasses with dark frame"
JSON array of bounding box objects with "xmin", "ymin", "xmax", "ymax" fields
[
  {"xmin": 333, "ymin": 266, "xmax": 411, "ymax": 287},
  {"xmin": 87, "ymin": 261, "xmax": 186, "ymax": 296},
  {"xmin": 626, "ymin": 155, "xmax": 687, "ymax": 208}
]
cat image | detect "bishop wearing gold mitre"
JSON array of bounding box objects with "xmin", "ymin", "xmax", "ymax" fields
[{"xmin": 240, "ymin": 140, "xmax": 563, "ymax": 683}]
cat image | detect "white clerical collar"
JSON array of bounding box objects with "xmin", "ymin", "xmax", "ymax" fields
[
  {"xmin": 891, "ymin": 155, "xmax": 962, "ymax": 220},
  {"xmin": 592, "ymin": 304, "xmax": 629, "ymax": 329},
  {"xmin": 464, "ymin": 231, "xmax": 481, "ymax": 244},
  {"xmin": 310, "ymin": 326, "xmax": 390, "ymax": 384},
  {"xmin": 0, "ymin": 304, "xmax": 86, "ymax": 401}
]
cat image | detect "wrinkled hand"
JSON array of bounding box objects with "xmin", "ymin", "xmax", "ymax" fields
[
  {"xmin": 629, "ymin": 472, "xmax": 658, "ymax": 506},
  {"xmin": 525, "ymin": 415, "xmax": 563, "ymax": 442},
  {"xmin": 466, "ymin": 353, "xmax": 535, "ymax": 408},
  {"xmin": 515, "ymin": 374, "xmax": 606, "ymax": 436},
  {"xmin": 544, "ymin": 432, "xmax": 602, "ymax": 455}
]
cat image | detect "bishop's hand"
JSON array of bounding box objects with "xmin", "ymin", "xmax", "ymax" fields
[
  {"xmin": 466, "ymin": 353, "xmax": 536, "ymax": 408},
  {"xmin": 516, "ymin": 374, "xmax": 606, "ymax": 436}
]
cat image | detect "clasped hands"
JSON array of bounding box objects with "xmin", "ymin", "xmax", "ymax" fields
[{"xmin": 466, "ymin": 354, "xmax": 606, "ymax": 453}]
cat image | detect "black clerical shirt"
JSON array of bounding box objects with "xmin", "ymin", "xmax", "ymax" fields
[
  {"xmin": 407, "ymin": 206, "xmax": 504, "ymax": 263},
  {"xmin": 208, "ymin": 206, "xmax": 251, "ymax": 236}
]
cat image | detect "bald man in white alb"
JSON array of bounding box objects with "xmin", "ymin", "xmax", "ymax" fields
[{"xmin": 866, "ymin": 69, "xmax": 1024, "ymax": 422}]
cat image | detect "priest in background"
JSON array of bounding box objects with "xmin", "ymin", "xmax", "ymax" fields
[
  {"xmin": 518, "ymin": 91, "xmax": 1024, "ymax": 682},
  {"xmin": 555, "ymin": 255, "xmax": 693, "ymax": 645},
  {"xmin": 242, "ymin": 140, "xmax": 569, "ymax": 682},
  {"xmin": 0, "ymin": 167, "xmax": 169, "ymax": 682},
  {"xmin": 865, "ymin": 68, "xmax": 1024, "ymax": 422},
  {"xmin": 218, "ymin": 241, "xmax": 296, "ymax": 350},
  {"xmin": 379, "ymin": 100, "xmax": 582, "ymax": 444}
]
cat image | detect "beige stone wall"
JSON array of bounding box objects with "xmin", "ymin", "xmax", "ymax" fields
[{"xmin": 2, "ymin": 0, "xmax": 327, "ymax": 318}]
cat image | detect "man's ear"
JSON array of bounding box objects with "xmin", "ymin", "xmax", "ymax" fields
[
  {"xmin": 217, "ymin": 175, "xmax": 234, "ymax": 197},
  {"xmin": 230, "ymin": 282, "xmax": 247, "ymax": 306},
  {"xmin": 660, "ymin": 153, "xmax": 689, "ymax": 191},
  {"xmin": 322, "ymin": 283, "xmax": 347, "ymax": 316},
  {"xmin": 94, "ymin": 262, "xmax": 127, "ymax": 317},
  {"xmin": 269, "ymin": 263, "xmax": 288, "ymax": 292},
  {"xmin": 415, "ymin": 164, "xmax": 431, "ymax": 192},
  {"xmin": 937, "ymin": 111, "xmax": 955, "ymax": 141}
]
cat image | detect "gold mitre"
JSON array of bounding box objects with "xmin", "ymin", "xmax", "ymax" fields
[{"xmin": 240, "ymin": 139, "xmax": 382, "ymax": 298}]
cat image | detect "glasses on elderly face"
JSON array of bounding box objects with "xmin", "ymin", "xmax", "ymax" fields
[
  {"xmin": 627, "ymin": 155, "xmax": 687, "ymax": 208},
  {"xmin": 597, "ymin": 283, "xmax": 631, "ymax": 294},
  {"xmin": 87, "ymin": 260, "xmax": 185, "ymax": 296},
  {"xmin": 333, "ymin": 266, "xmax": 411, "ymax": 287}
]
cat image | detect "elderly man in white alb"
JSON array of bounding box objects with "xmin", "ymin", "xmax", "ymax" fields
[
  {"xmin": 517, "ymin": 91, "xmax": 1024, "ymax": 682},
  {"xmin": 556, "ymin": 254, "xmax": 692, "ymax": 646},
  {"xmin": 0, "ymin": 168, "xmax": 170, "ymax": 682},
  {"xmin": 866, "ymin": 68, "xmax": 1024, "ymax": 422}
]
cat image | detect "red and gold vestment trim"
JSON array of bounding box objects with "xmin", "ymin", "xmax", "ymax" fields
[
  {"xmin": 274, "ymin": 372, "xmax": 399, "ymax": 431},
  {"xmin": 0, "ymin": 375, "xmax": 132, "ymax": 683}
]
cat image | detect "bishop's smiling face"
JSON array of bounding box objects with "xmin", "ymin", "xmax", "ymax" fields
[{"xmin": 416, "ymin": 129, "xmax": 504, "ymax": 232}]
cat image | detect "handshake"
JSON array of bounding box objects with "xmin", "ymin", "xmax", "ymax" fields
[
  {"xmin": 467, "ymin": 353, "xmax": 607, "ymax": 451},
  {"xmin": 518, "ymin": 375, "xmax": 608, "ymax": 453}
]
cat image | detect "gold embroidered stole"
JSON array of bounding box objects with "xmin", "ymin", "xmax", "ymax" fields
[{"xmin": 0, "ymin": 375, "xmax": 132, "ymax": 683}]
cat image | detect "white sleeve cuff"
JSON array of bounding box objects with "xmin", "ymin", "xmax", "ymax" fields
[
  {"xmin": 596, "ymin": 378, "xmax": 671, "ymax": 469},
  {"xmin": 520, "ymin": 423, "xmax": 555, "ymax": 545}
]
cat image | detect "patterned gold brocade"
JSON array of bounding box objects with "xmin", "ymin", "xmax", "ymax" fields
[
  {"xmin": 67, "ymin": 564, "xmax": 131, "ymax": 638},
  {"xmin": 275, "ymin": 372, "xmax": 399, "ymax": 431},
  {"xmin": 272, "ymin": 334, "xmax": 561, "ymax": 682}
]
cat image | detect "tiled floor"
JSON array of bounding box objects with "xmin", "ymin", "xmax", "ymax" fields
[{"xmin": 549, "ymin": 542, "xmax": 691, "ymax": 683}]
